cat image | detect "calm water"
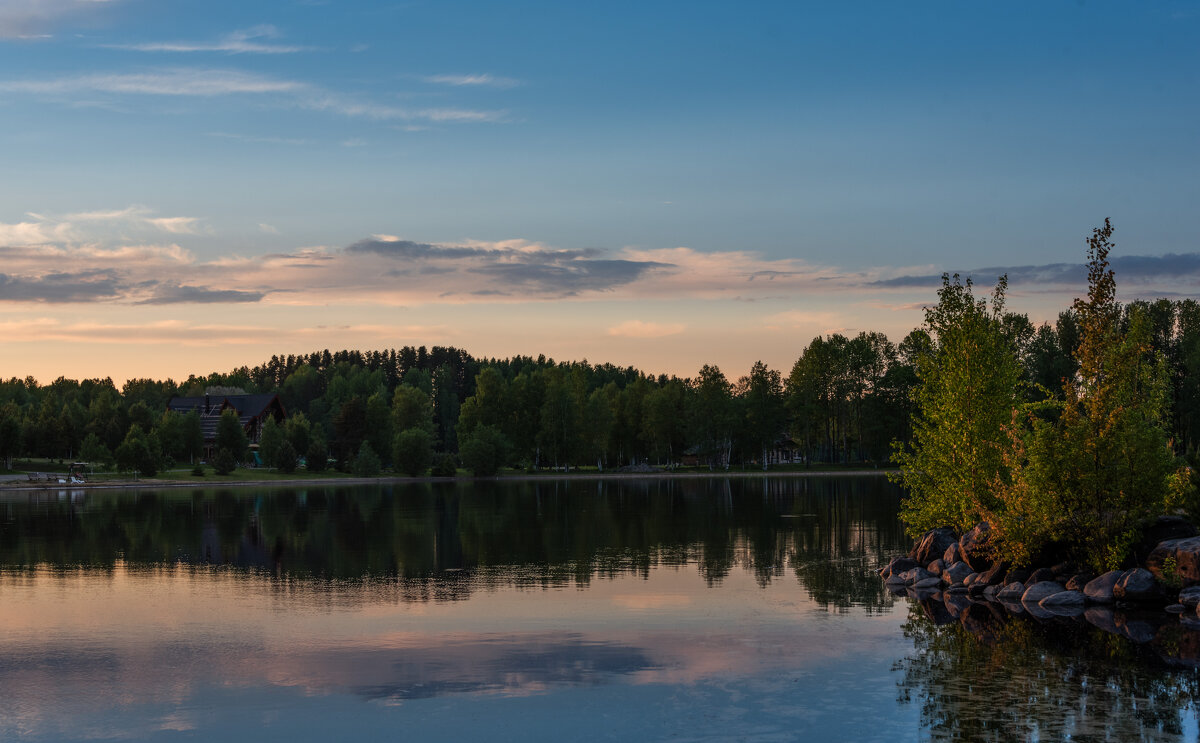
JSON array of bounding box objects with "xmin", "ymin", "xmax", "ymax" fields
[{"xmin": 0, "ymin": 476, "xmax": 1197, "ymax": 742}]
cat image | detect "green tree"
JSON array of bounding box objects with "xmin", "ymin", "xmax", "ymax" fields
[
  {"xmin": 115, "ymin": 425, "xmax": 160, "ymax": 476},
  {"xmin": 0, "ymin": 402, "xmax": 22, "ymax": 470},
  {"xmin": 305, "ymin": 439, "xmax": 328, "ymax": 472},
  {"xmin": 391, "ymin": 385, "xmax": 435, "ymax": 436},
  {"xmin": 283, "ymin": 411, "xmax": 312, "ymax": 456},
  {"xmin": 215, "ymin": 409, "xmax": 249, "ymax": 463},
  {"xmin": 273, "ymin": 440, "xmax": 297, "ymax": 473},
  {"xmin": 689, "ymin": 365, "xmax": 735, "ymax": 469},
  {"xmin": 995, "ymin": 220, "xmax": 1191, "ymax": 569},
  {"xmin": 459, "ymin": 424, "xmax": 510, "ymax": 477},
  {"xmin": 212, "ymin": 447, "xmax": 237, "ymax": 475},
  {"xmin": 79, "ymin": 432, "xmax": 114, "ymax": 470},
  {"xmin": 258, "ymin": 416, "xmax": 285, "ymax": 470},
  {"xmin": 351, "ymin": 442, "xmax": 381, "ymax": 477},
  {"xmin": 393, "ymin": 427, "xmax": 434, "ymax": 477},
  {"xmin": 892, "ymin": 273, "xmax": 1022, "ymax": 535},
  {"xmin": 741, "ymin": 361, "xmax": 786, "ymax": 470}
]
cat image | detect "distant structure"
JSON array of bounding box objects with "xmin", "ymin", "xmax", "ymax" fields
[{"xmin": 167, "ymin": 389, "xmax": 286, "ymax": 459}]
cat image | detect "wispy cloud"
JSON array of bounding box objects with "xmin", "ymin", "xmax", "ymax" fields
[
  {"xmin": 421, "ymin": 73, "xmax": 520, "ymax": 89},
  {"xmin": 867, "ymin": 254, "xmax": 1200, "ymax": 289},
  {"xmin": 0, "ymin": 68, "xmax": 509, "ymax": 124},
  {"xmin": 104, "ymin": 25, "xmax": 312, "ymax": 54},
  {"xmin": 608, "ymin": 320, "xmax": 685, "ymax": 338}
]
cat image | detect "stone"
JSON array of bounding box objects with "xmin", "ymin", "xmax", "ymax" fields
[
  {"xmin": 1178, "ymin": 586, "xmax": 1200, "ymax": 608},
  {"xmin": 911, "ymin": 527, "xmax": 959, "ymax": 566},
  {"xmin": 1083, "ymin": 570, "xmax": 1123, "ymax": 605},
  {"xmin": 999, "ymin": 600, "xmax": 1026, "ymax": 617},
  {"xmin": 1133, "ymin": 516, "xmax": 1199, "ymax": 565},
  {"xmin": 927, "ymin": 559, "xmax": 945, "ymax": 576},
  {"xmin": 1027, "ymin": 568, "xmax": 1058, "ymax": 585},
  {"xmin": 1166, "ymin": 604, "xmax": 1185, "ymax": 614},
  {"xmin": 996, "ymin": 582, "xmax": 1025, "ymax": 601},
  {"xmin": 942, "ymin": 562, "xmax": 973, "ymax": 587},
  {"xmin": 959, "ymin": 523, "xmax": 994, "ymax": 573},
  {"xmin": 1147, "ymin": 536, "xmax": 1200, "ymax": 587},
  {"xmin": 943, "ymin": 542, "xmax": 962, "ymax": 565},
  {"xmin": 1003, "ymin": 568, "xmax": 1031, "ymax": 586},
  {"xmin": 913, "ymin": 577, "xmax": 941, "ymax": 590},
  {"xmin": 1113, "ymin": 568, "xmax": 1164, "ymax": 603},
  {"xmin": 976, "ymin": 561, "xmax": 1010, "ymax": 588},
  {"xmin": 1021, "ymin": 581, "xmax": 1065, "ymax": 605},
  {"xmin": 899, "ymin": 567, "xmax": 934, "ymax": 586},
  {"xmin": 1065, "ymin": 573, "xmax": 1096, "ymax": 592},
  {"xmin": 982, "ymin": 584, "xmax": 1000, "ymax": 599},
  {"xmin": 880, "ymin": 556, "xmax": 920, "ymax": 580},
  {"xmin": 1040, "ymin": 590, "xmax": 1085, "ymax": 608}
]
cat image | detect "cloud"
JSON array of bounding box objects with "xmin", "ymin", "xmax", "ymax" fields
[
  {"xmin": 868, "ymin": 253, "xmax": 1200, "ymax": 289},
  {"xmin": 132, "ymin": 282, "xmax": 266, "ymax": 305},
  {"xmin": 0, "ymin": 270, "xmax": 122, "ymax": 303},
  {"xmin": 421, "ymin": 73, "xmax": 520, "ymax": 89},
  {"xmin": 608, "ymin": 321, "xmax": 686, "ymax": 338},
  {"xmin": 104, "ymin": 26, "xmax": 312, "ymax": 54},
  {"xmin": 1, "ymin": 68, "xmax": 508, "ymax": 124},
  {"xmin": 0, "ymin": 207, "xmax": 203, "ymax": 245},
  {"xmin": 0, "ymin": 0, "xmax": 120, "ymax": 39}
]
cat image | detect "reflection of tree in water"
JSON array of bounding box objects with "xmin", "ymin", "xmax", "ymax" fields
[
  {"xmin": 896, "ymin": 603, "xmax": 1200, "ymax": 742},
  {"xmin": 0, "ymin": 475, "xmax": 907, "ymax": 609}
]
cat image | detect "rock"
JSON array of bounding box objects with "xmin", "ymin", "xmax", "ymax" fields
[
  {"xmin": 999, "ymin": 600, "xmax": 1026, "ymax": 616},
  {"xmin": 898, "ymin": 568, "xmax": 933, "ymax": 585},
  {"xmin": 1050, "ymin": 561, "xmax": 1077, "ymax": 578},
  {"xmin": 1040, "ymin": 590, "xmax": 1085, "ymax": 608},
  {"xmin": 943, "ymin": 542, "xmax": 962, "ymax": 565},
  {"xmin": 943, "ymin": 592, "xmax": 970, "ymax": 617},
  {"xmin": 996, "ymin": 582, "xmax": 1025, "ymax": 601},
  {"xmin": 959, "ymin": 523, "xmax": 994, "ymax": 573},
  {"xmin": 1147, "ymin": 536, "xmax": 1200, "ymax": 587},
  {"xmin": 1022, "ymin": 581, "xmax": 1065, "ymax": 605},
  {"xmin": 1113, "ymin": 568, "xmax": 1165, "ymax": 603},
  {"xmin": 1027, "ymin": 568, "xmax": 1058, "ymax": 585},
  {"xmin": 920, "ymin": 596, "xmax": 956, "ymax": 625},
  {"xmin": 942, "ymin": 562, "xmax": 973, "ymax": 586},
  {"xmin": 1133, "ymin": 516, "xmax": 1199, "ymax": 565},
  {"xmin": 927, "ymin": 559, "xmax": 945, "ymax": 576},
  {"xmin": 982, "ymin": 584, "xmax": 1000, "ymax": 599},
  {"xmin": 885, "ymin": 573, "xmax": 907, "ymax": 587},
  {"xmin": 911, "ymin": 527, "xmax": 959, "ymax": 566},
  {"xmin": 1116, "ymin": 613, "xmax": 1158, "ymax": 644},
  {"xmin": 1167, "ymin": 604, "xmax": 1185, "ymax": 614},
  {"xmin": 967, "ymin": 581, "xmax": 988, "ymax": 597},
  {"xmin": 913, "ymin": 577, "xmax": 942, "ymax": 590},
  {"xmin": 1065, "ymin": 573, "xmax": 1096, "ymax": 592},
  {"xmin": 1003, "ymin": 568, "xmax": 1031, "ymax": 586},
  {"xmin": 1179, "ymin": 586, "xmax": 1200, "ymax": 608},
  {"xmin": 880, "ymin": 556, "xmax": 920, "ymax": 580},
  {"xmin": 1083, "ymin": 570, "xmax": 1123, "ymax": 605},
  {"xmin": 976, "ymin": 561, "xmax": 1010, "ymax": 588}
]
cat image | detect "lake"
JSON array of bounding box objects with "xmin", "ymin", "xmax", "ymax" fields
[{"xmin": 1, "ymin": 476, "xmax": 1197, "ymax": 741}]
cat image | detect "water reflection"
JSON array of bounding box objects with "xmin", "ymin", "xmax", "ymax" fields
[
  {"xmin": 0, "ymin": 476, "xmax": 905, "ymax": 611},
  {"xmin": 896, "ymin": 598, "xmax": 1200, "ymax": 742}
]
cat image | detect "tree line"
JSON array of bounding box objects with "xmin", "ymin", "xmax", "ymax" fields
[{"xmin": 3, "ymin": 257, "xmax": 1200, "ymax": 481}]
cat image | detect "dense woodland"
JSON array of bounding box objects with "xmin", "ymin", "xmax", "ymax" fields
[{"xmin": 2, "ymin": 296, "xmax": 1200, "ymax": 476}]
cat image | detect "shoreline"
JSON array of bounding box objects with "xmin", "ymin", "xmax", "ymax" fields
[{"xmin": 0, "ymin": 468, "xmax": 895, "ymax": 493}]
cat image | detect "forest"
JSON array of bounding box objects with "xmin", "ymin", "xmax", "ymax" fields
[{"xmin": 1, "ymin": 296, "xmax": 1199, "ymax": 477}]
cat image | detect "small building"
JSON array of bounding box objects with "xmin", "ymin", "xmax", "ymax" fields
[{"xmin": 167, "ymin": 392, "xmax": 286, "ymax": 459}]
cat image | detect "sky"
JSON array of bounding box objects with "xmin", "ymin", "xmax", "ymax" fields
[{"xmin": 1, "ymin": 0, "xmax": 1198, "ymax": 385}]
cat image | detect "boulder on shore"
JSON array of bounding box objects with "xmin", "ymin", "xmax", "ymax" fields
[
  {"xmin": 996, "ymin": 582, "xmax": 1025, "ymax": 601},
  {"xmin": 943, "ymin": 543, "xmax": 962, "ymax": 565},
  {"xmin": 1147, "ymin": 536, "xmax": 1200, "ymax": 587},
  {"xmin": 959, "ymin": 523, "xmax": 995, "ymax": 573},
  {"xmin": 910, "ymin": 527, "xmax": 958, "ymax": 566},
  {"xmin": 1178, "ymin": 586, "xmax": 1200, "ymax": 609},
  {"xmin": 880, "ymin": 556, "xmax": 920, "ymax": 580},
  {"xmin": 1113, "ymin": 568, "xmax": 1164, "ymax": 603},
  {"xmin": 941, "ymin": 561, "xmax": 973, "ymax": 587},
  {"xmin": 1040, "ymin": 590, "xmax": 1085, "ymax": 608},
  {"xmin": 1021, "ymin": 581, "xmax": 1065, "ymax": 605},
  {"xmin": 1083, "ymin": 571, "xmax": 1123, "ymax": 605}
]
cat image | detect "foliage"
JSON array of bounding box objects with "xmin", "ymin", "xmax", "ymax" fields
[
  {"xmin": 431, "ymin": 452, "xmax": 458, "ymax": 477},
  {"xmin": 393, "ymin": 427, "xmax": 433, "ymax": 477},
  {"xmin": 991, "ymin": 220, "xmax": 1192, "ymax": 571},
  {"xmin": 115, "ymin": 425, "xmax": 160, "ymax": 476},
  {"xmin": 212, "ymin": 447, "xmax": 237, "ymax": 475},
  {"xmin": 258, "ymin": 416, "xmax": 285, "ymax": 470},
  {"xmin": 892, "ymin": 273, "xmax": 1022, "ymax": 535},
  {"xmin": 215, "ymin": 409, "xmax": 249, "ymax": 462},
  {"xmin": 273, "ymin": 440, "xmax": 298, "ymax": 473},
  {"xmin": 191, "ymin": 464, "xmax": 205, "ymax": 477},
  {"xmin": 351, "ymin": 442, "xmax": 382, "ymax": 477},
  {"xmin": 459, "ymin": 424, "xmax": 510, "ymax": 477},
  {"xmin": 80, "ymin": 433, "xmax": 114, "ymax": 470},
  {"xmin": 305, "ymin": 440, "xmax": 328, "ymax": 473}
]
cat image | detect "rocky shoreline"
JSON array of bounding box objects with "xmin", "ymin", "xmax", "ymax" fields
[{"xmin": 881, "ymin": 517, "xmax": 1200, "ymax": 624}]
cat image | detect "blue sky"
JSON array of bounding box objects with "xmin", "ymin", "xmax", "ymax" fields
[{"xmin": 1, "ymin": 0, "xmax": 1198, "ymax": 382}]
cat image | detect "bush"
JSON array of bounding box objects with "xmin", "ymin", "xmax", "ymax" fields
[
  {"xmin": 212, "ymin": 448, "xmax": 237, "ymax": 475},
  {"xmin": 191, "ymin": 465, "xmax": 205, "ymax": 477},
  {"xmin": 458, "ymin": 424, "xmax": 509, "ymax": 477},
  {"xmin": 274, "ymin": 440, "xmax": 297, "ymax": 474},
  {"xmin": 351, "ymin": 442, "xmax": 381, "ymax": 477},
  {"xmin": 431, "ymin": 453, "xmax": 458, "ymax": 477},
  {"xmin": 393, "ymin": 428, "xmax": 433, "ymax": 477},
  {"xmin": 306, "ymin": 440, "xmax": 328, "ymax": 473}
]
